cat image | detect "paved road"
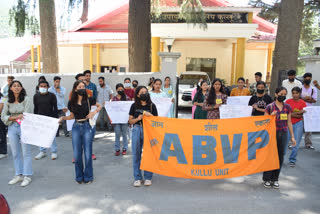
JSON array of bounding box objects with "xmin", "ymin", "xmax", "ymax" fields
[{"xmin": 1, "ymin": 110, "xmax": 320, "ymax": 214}]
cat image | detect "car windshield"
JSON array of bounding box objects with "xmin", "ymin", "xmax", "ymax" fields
[{"xmin": 179, "ymin": 74, "xmax": 209, "ymax": 85}]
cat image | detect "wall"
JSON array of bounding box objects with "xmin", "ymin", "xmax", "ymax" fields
[
  {"xmin": 58, "ymin": 46, "xmax": 84, "ymax": 74},
  {"xmin": 244, "ymin": 49, "xmax": 268, "ymax": 84}
]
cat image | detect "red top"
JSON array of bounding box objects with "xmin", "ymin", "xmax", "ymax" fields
[
  {"xmin": 285, "ymin": 99, "xmax": 307, "ymax": 124},
  {"xmin": 124, "ymin": 88, "xmax": 135, "ymax": 100}
]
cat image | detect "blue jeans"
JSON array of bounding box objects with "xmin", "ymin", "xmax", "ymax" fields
[
  {"xmin": 114, "ymin": 124, "xmax": 128, "ymax": 151},
  {"xmin": 288, "ymin": 120, "xmax": 304, "ymax": 163},
  {"xmin": 132, "ymin": 124, "xmax": 153, "ymax": 181},
  {"xmin": 72, "ymin": 121, "xmax": 93, "ymax": 182},
  {"xmin": 40, "ymin": 137, "xmax": 57, "ymax": 153},
  {"xmin": 8, "ymin": 123, "xmax": 33, "ymax": 176}
]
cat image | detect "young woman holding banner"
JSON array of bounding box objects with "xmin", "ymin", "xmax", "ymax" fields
[
  {"xmin": 285, "ymin": 87, "xmax": 306, "ymax": 167},
  {"xmin": 1, "ymin": 80, "xmax": 33, "ymax": 187},
  {"xmin": 129, "ymin": 86, "xmax": 158, "ymax": 187},
  {"xmin": 59, "ymin": 81, "xmax": 102, "ymax": 184},
  {"xmin": 112, "ymin": 83, "xmax": 131, "ymax": 156},
  {"xmin": 203, "ymin": 78, "xmax": 227, "ymax": 119},
  {"xmin": 263, "ymin": 87, "xmax": 296, "ymax": 189},
  {"xmin": 192, "ymin": 80, "xmax": 209, "ymax": 119}
]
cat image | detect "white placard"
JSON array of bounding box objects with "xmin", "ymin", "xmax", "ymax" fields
[
  {"xmin": 220, "ymin": 105, "xmax": 253, "ymax": 119},
  {"xmin": 303, "ymin": 106, "xmax": 320, "ymax": 132},
  {"xmin": 105, "ymin": 101, "xmax": 134, "ymax": 124},
  {"xmin": 151, "ymin": 97, "xmax": 172, "ymax": 117},
  {"xmin": 21, "ymin": 113, "xmax": 59, "ymax": 148},
  {"xmin": 226, "ymin": 96, "xmax": 251, "ymax": 106}
]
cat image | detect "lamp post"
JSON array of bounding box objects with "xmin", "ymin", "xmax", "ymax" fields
[{"xmin": 164, "ymin": 37, "xmax": 175, "ymax": 52}]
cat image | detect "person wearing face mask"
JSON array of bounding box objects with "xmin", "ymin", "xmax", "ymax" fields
[
  {"xmin": 112, "ymin": 83, "xmax": 131, "ymax": 156},
  {"xmin": 59, "ymin": 81, "xmax": 102, "ymax": 184},
  {"xmin": 301, "ymin": 73, "xmax": 317, "ymax": 150},
  {"xmin": 129, "ymin": 86, "xmax": 158, "ymax": 187},
  {"xmin": 248, "ymin": 81, "xmax": 272, "ymax": 116},
  {"xmin": 263, "ymin": 87, "xmax": 296, "ymax": 189},
  {"xmin": 192, "ymin": 81, "xmax": 209, "ymax": 119},
  {"xmin": 97, "ymin": 76, "xmax": 113, "ymax": 131},
  {"xmin": 34, "ymin": 80, "xmax": 59, "ymax": 160},
  {"xmin": 282, "ymin": 70, "xmax": 302, "ymax": 100},
  {"xmin": 124, "ymin": 78, "xmax": 135, "ymax": 100},
  {"xmin": 230, "ymin": 77, "xmax": 250, "ymax": 96},
  {"xmin": 132, "ymin": 80, "xmax": 139, "ymax": 90}
]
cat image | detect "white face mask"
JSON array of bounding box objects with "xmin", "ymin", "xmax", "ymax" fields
[
  {"xmin": 124, "ymin": 83, "xmax": 131, "ymax": 88},
  {"xmin": 39, "ymin": 87, "xmax": 48, "ymax": 94}
]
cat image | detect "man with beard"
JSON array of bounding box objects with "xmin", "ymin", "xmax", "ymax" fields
[
  {"xmin": 301, "ymin": 73, "xmax": 317, "ymax": 149},
  {"xmin": 97, "ymin": 76, "xmax": 113, "ymax": 131}
]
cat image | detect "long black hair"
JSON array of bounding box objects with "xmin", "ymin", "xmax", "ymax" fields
[
  {"xmin": 207, "ymin": 78, "xmax": 224, "ymax": 105},
  {"xmin": 70, "ymin": 81, "xmax": 88, "ymax": 109},
  {"xmin": 116, "ymin": 83, "xmax": 127, "ymax": 101},
  {"xmin": 274, "ymin": 87, "xmax": 288, "ymax": 101},
  {"xmin": 8, "ymin": 80, "xmax": 27, "ymax": 103},
  {"xmin": 134, "ymin": 86, "xmax": 152, "ymax": 108},
  {"xmin": 194, "ymin": 80, "xmax": 207, "ymax": 101},
  {"xmin": 152, "ymin": 78, "xmax": 162, "ymax": 91}
]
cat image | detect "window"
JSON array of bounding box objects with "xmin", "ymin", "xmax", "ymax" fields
[{"xmin": 186, "ymin": 58, "xmax": 216, "ymax": 80}]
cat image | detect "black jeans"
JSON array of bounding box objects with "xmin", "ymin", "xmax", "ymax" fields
[
  {"xmin": 263, "ymin": 131, "xmax": 287, "ymax": 182},
  {"xmin": 57, "ymin": 110, "xmax": 68, "ymax": 136},
  {"xmin": 0, "ymin": 119, "xmax": 7, "ymax": 154}
]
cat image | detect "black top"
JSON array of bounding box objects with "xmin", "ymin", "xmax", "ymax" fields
[
  {"xmin": 248, "ymin": 94, "xmax": 273, "ymax": 116},
  {"xmin": 68, "ymin": 97, "xmax": 96, "ymax": 120},
  {"xmin": 129, "ymin": 103, "xmax": 158, "ymax": 125},
  {"xmin": 33, "ymin": 92, "xmax": 58, "ymax": 118}
]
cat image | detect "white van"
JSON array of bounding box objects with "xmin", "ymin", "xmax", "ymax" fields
[{"xmin": 178, "ymin": 71, "xmax": 211, "ymax": 107}]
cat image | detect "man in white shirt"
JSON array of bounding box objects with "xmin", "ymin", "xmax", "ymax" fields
[
  {"xmin": 97, "ymin": 77, "xmax": 113, "ymax": 131},
  {"xmin": 282, "ymin": 70, "xmax": 302, "ymax": 100}
]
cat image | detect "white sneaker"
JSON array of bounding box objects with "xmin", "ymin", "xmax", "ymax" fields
[
  {"xmin": 133, "ymin": 180, "xmax": 141, "ymax": 187},
  {"xmin": 144, "ymin": 179, "xmax": 152, "ymax": 186},
  {"xmin": 35, "ymin": 152, "xmax": 46, "ymax": 160},
  {"xmin": 8, "ymin": 175, "xmax": 23, "ymax": 185},
  {"xmin": 0, "ymin": 154, "xmax": 8, "ymax": 159},
  {"xmin": 20, "ymin": 176, "xmax": 32, "ymax": 187},
  {"xmin": 51, "ymin": 153, "xmax": 58, "ymax": 160}
]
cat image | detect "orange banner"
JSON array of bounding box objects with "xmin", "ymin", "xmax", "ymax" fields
[{"xmin": 141, "ymin": 116, "xmax": 279, "ymax": 179}]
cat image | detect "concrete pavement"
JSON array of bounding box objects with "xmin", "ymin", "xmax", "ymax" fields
[{"xmin": 0, "ymin": 129, "xmax": 320, "ymax": 214}]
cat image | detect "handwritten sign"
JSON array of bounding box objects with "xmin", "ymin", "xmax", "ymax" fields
[
  {"xmin": 105, "ymin": 101, "xmax": 134, "ymax": 124},
  {"xmin": 303, "ymin": 106, "xmax": 320, "ymax": 132},
  {"xmin": 21, "ymin": 113, "xmax": 59, "ymax": 148},
  {"xmin": 66, "ymin": 106, "xmax": 100, "ymax": 131},
  {"xmin": 220, "ymin": 105, "xmax": 253, "ymax": 119},
  {"xmin": 226, "ymin": 96, "xmax": 251, "ymax": 106}
]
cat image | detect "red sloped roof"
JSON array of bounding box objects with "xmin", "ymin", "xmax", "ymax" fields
[{"xmin": 71, "ymin": 0, "xmax": 276, "ymax": 36}]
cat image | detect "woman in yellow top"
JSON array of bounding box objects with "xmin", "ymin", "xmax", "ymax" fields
[{"xmin": 230, "ymin": 77, "xmax": 251, "ymax": 96}]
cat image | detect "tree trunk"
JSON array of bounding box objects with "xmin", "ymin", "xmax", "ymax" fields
[
  {"xmin": 80, "ymin": 0, "xmax": 89, "ymax": 23},
  {"xmin": 270, "ymin": 0, "xmax": 304, "ymax": 96},
  {"xmin": 128, "ymin": 0, "xmax": 151, "ymax": 73},
  {"xmin": 39, "ymin": 0, "xmax": 59, "ymax": 73}
]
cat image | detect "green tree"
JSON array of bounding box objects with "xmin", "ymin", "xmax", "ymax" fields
[{"xmin": 129, "ymin": 0, "xmax": 207, "ymax": 73}]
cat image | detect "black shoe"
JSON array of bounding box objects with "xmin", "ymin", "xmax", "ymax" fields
[
  {"xmin": 273, "ymin": 181, "xmax": 280, "ymax": 189},
  {"xmin": 65, "ymin": 132, "xmax": 70, "ymax": 137},
  {"xmin": 76, "ymin": 181, "xmax": 83, "ymax": 184},
  {"xmin": 263, "ymin": 181, "xmax": 272, "ymax": 188},
  {"xmin": 305, "ymin": 145, "xmax": 315, "ymax": 150},
  {"xmin": 84, "ymin": 180, "xmax": 93, "ymax": 184}
]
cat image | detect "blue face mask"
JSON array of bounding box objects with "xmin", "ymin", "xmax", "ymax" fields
[
  {"xmin": 39, "ymin": 87, "xmax": 48, "ymax": 94},
  {"xmin": 124, "ymin": 83, "xmax": 131, "ymax": 88}
]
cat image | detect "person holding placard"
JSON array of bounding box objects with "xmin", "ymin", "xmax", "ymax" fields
[
  {"xmin": 1, "ymin": 80, "xmax": 33, "ymax": 187},
  {"xmin": 129, "ymin": 86, "xmax": 158, "ymax": 187},
  {"xmin": 59, "ymin": 81, "xmax": 102, "ymax": 184},
  {"xmin": 203, "ymin": 79, "xmax": 227, "ymax": 119},
  {"xmin": 248, "ymin": 81, "xmax": 272, "ymax": 116},
  {"xmin": 34, "ymin": 80, "xmax": 59, "ymax": 160},
  {"xmin": 150, "ymin": 79, "xmax": 171, "ymax": 117},
  {"xmin": 263, "ymin": 87, "xmax": 296, "ymax": 189},
  {"xmin": 112, "ymin": 83, "xmax": 131, "ymax": 156},
  {"xmin": 230, "ymin": 77, "xmax": 250, "ymax": 96},
  {"xmin": 192, "ymin": 80, "xmax": 208, "ymax": 119},
  {"xmin": 285, "ymin": 87, "xmax": 306, "ymax": 167}
]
